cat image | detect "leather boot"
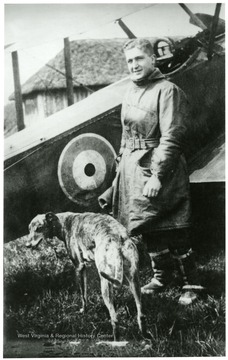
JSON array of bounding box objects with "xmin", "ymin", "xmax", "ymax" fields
[
  {"xmin": 172, "ymin": 248, "xmax": 205, "ymax": 305},
  {"xmin": 141, "ymin": 249, "xmax": 173, "ymax": 294}
]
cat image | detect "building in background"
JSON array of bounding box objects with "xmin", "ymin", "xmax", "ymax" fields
[
  {"xmin": 9, "ymin": 37, "xmax": 182, "ymax": 127},
  {"xmin": 9, "ymin": 39, "xmax": 130, "ymax": 127}
]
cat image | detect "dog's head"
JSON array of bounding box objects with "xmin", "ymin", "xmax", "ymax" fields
[{"xmin": 26, "ymin": 212, "xmax": 60, "ymax": 248}]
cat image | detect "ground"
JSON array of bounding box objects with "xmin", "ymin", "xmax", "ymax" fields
[{"xmin": 4, "ymin": 230, "xmax": 225, "ymax": 357}]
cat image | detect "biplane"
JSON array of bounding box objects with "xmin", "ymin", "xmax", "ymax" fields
[{"xmin": 4, "ymin": 3, "xmax": 225, "ymax": 243}]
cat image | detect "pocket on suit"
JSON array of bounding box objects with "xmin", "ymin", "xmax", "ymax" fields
[{"xmin": 136, "ymin": 150, "xmax": 153, "ymax": 177}]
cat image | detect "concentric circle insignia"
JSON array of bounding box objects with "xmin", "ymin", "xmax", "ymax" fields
[{"xmin": 58, "ymin": 133, "xmax": 116, "ymax": 206}]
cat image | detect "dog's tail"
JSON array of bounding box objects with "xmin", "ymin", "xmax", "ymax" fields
[
  {"xmin": 102, "ymin": 246, "xmax": 123, "ymax": 288},
  {"xmin": 95, "ymin": 240, "xmax": 123, "ymax": 288}
]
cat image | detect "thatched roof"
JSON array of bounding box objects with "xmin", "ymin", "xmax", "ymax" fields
[
  {"xmin": 14, "ymin": 37, "xmax": 181, "ymax": 99},
  {"xmin": 16, "ymin": 38, "xmax": 132, "ymax": 98},
  {"xmin": 11, "ymin": 37, "xmax": 185, "ymax": 99}
]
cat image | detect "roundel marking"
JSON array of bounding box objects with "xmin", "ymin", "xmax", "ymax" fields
[
  {"xmin": 58, "ymin": 133, "xmax": 116, "ymax": 206},
  {"xmin": 72, "ymin": 150, "xmax": 106, "ymax": 190}
]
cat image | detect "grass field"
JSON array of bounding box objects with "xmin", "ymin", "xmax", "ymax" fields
[{"xmin": 4, "ymin": 232, "xmax": 225, "ymax": 357}]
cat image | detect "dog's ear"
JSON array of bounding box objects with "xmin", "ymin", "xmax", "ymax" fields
[
  {"xmin": 45, "ymin": 212, "xmax": 61, "ymax": 239},
  {"xmin": 45, "ymin": 212, "xmax": 58, "ymax": 225}
]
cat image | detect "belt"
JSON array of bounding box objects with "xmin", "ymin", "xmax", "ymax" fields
[{"xmin": 125, "ymin": 137, "xmax": 159, "ymax": 150}]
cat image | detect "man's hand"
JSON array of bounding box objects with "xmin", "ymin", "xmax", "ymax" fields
[{"xmin": 143, "ymin": 174, "xmax": 162, "ymax": 198}]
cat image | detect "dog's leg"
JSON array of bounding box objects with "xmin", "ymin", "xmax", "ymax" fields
[
  {"xmin": 76, "ymin": 263, "xmax": 87, "ymax": 313},
  {"xmin": 83, "ymin": 266, "xmax": 87, "ymax": 306},
  {"xmin": 126, "ymin": 271, "xmax": 150, "ymax": 339},
  {"xmin": 100, "ymin": 276, "xmax": 119, "ymax": 341}
]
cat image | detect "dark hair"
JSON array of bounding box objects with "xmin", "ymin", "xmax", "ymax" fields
[{"xmin": 123, "ymin": 38, "xmax": 154, "ymax": 56}]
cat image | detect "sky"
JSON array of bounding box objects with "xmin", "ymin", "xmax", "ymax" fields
[{"xmin": 3, "ymin": 2, "xmax": 226, "ymax": 105}]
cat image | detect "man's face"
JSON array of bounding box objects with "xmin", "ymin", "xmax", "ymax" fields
[{"xmin": 125, "ymin": 47, "xmax": 155, "ymax": 81}]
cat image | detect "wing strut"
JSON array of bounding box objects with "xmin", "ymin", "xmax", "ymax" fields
[
  {"xmin": 115, "ymin": 18, "xmax": 137, "ymax": 39},
  {"xmin": 12, "ymin": 51, "xmax": 25, "ymax": 131},
  {"xmin": 179, "ymin": 3, "xmax": 207, "ymax": 30},
  {"xmin": 207, "ymin": 3, "xmax": 222, "ymax": 60}
]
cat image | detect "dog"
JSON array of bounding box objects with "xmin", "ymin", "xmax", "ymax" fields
[{"xmin": 26, "ymin": 211, "xmax": 149, "ymax": 341}]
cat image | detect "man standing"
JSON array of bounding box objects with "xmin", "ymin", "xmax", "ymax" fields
[{"xmin": 99, "ymin": 38, "xmax": 204, "ymax": 305}]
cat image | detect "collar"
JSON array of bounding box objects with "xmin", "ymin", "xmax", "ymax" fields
[{"xmin": 132, "ymin": 68, "xmax": 165, "ymax": 87}]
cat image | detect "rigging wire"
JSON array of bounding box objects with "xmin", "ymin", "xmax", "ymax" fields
[
  {"xmin": 5, "ymin": 5, "xmax": 154, "ymax": 96},
  {"xmin": 4, "ymin": 4, "xmax": 153, "ymax": 52},
  {"xmin": 43, "ymin": 63, "xmax": 94, "ymax": 93},
  {"xmin": 4, "ymin": 145, "xmax": 45, "ymax": 172},
  {"xmin": 19, "ymin": 47, "xmax": 95, "ymax": 95},
  {"xmin": 4, "ymin": 4, "xmax": 154, "ymax": 170}
]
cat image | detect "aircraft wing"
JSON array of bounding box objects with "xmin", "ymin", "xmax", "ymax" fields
[{"xmin": 189, "ymin": 134, "xmax": 225, "ymax": 183}]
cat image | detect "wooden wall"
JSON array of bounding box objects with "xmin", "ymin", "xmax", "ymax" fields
[{"xmin": 23, "ymin": 86, "xmax": 103, "ymax": 127}]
